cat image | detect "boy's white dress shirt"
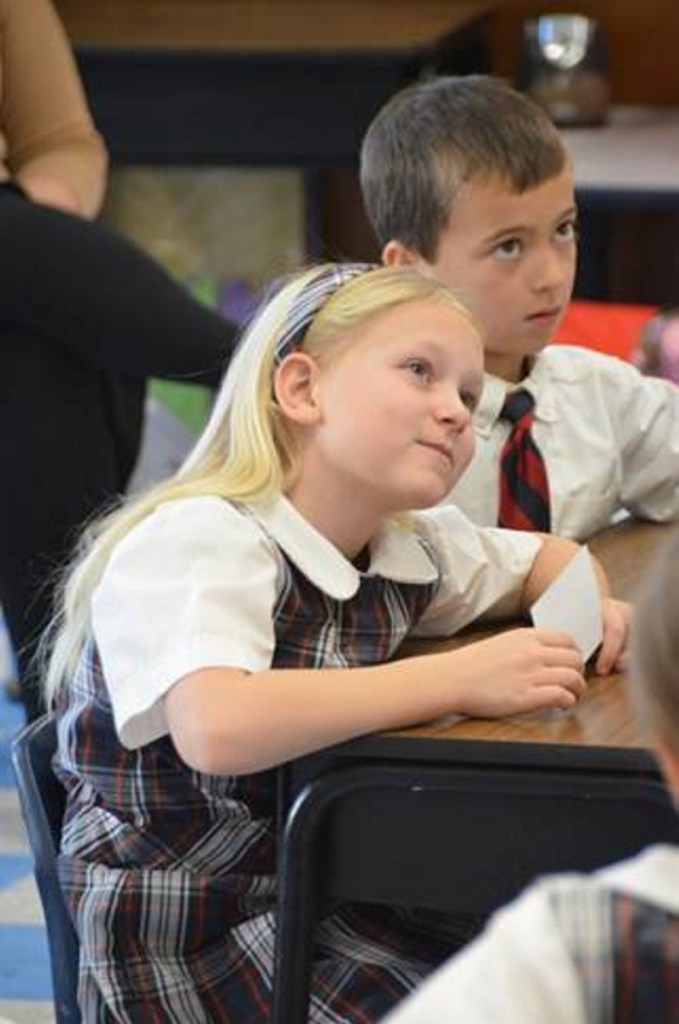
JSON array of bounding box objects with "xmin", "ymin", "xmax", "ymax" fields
[{"xmin": 450, "ymin": 346, "xmax": 679, "ymax": 540}]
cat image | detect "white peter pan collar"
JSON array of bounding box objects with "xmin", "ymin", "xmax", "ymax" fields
[{"xmin": 248, "ymin": 496, "xmax": 438, "ymax": 601}]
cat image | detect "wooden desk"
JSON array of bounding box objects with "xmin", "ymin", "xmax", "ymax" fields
[
  {"xmin": 273, "ymin": 518, "xmax": 679, "ymax": 1023},
  {"xmin": 391, "ymin": 516, "xmax": 669, "ymax": 755},
  {"xmin": 288, "ymin": 518, "xmax": 673, "ymax": 782}
]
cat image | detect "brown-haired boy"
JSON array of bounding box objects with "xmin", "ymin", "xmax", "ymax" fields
[{"xmin": 360, "ymin": 75, "xmax": 679, "ymax": 540}]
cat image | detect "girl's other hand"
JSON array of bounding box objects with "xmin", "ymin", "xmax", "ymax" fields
[{"xmin": 594, "ymin": 598, "xmax": 633, "ymax": 676}]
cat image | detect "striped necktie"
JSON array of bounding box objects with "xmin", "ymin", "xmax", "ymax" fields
[{"xmin": 498, "ymin": 388, "xmax": 551, "ymax": 531}]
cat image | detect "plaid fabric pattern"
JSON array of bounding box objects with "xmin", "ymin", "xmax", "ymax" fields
[
  {"xmin": 54, "ymin": 537, "xmax": 468, "ymax": 1022},
  {"xmin": 549, "ymin": 879, "xmax": 679, "ymax": 1024}
]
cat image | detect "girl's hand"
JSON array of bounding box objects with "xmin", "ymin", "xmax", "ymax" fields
[
  {"xmin": 450, "ymin": 627, "xmax": 585, "ymax": 718},
  {"xmin": 594, "ymin": 598, "xmax": 633, "ymax": 675}
]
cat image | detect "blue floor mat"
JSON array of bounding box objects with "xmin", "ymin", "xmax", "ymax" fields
[
  {"xmin": 0, "ymin": 685, "xmax": 23, "ymax": 787},
  {"xmin": 0, "ymin": 924, "xmax": 52, "ymax": 1000},
  {"xmin": 0, "ymin": 853, "xmax": 32, "ymax": 889}
]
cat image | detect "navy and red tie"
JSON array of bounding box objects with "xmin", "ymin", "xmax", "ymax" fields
[{"xmin": 498, "ymin": 388, "xmax": 551, "ymax": 531}]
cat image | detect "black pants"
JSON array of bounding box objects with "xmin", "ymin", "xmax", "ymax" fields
[{"xmin": 0, "ymin": 187, "xmax": 237, "ymax": 720}]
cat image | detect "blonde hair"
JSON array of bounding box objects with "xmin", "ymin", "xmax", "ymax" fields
[
  {"xmin": 630, "ymin": 528, "xmax": 679, "ymax": 746},
  {"xmin": 43, "ymin": 263, "xmax": 478, "ymax": 703}
]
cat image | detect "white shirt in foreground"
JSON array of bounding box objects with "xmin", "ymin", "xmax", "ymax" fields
[{"xmin": 450, "ymin": 346, "xmax": 679, "ymax": 540}]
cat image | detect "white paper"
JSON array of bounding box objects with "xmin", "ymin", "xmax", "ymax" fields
[{"xmin": 530, "ymin": 546, "xmax": 603, "ymax": 662}]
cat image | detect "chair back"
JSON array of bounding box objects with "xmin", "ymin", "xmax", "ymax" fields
[{"xmin": 11, "ymin": 713, "xmax": 81, "ymax": 1023}]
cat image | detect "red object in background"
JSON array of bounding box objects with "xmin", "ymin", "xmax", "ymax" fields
[{"xmin": 551, "ymin": 300, "xmax": 658, "ymax": 361}]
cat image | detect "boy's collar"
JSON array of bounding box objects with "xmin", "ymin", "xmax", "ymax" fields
[
  {"xmin": 247, "ymin": 496, "xmax": 438, "ymax": 600},
  {"xmin": 474, "ymin": 353, "xmax": 559, "ymax": 437}
]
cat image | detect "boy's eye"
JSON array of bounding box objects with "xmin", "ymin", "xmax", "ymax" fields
[
  {"xmin": 494, "ymin": 237, "xmax": 523, "ymax": 260},
  {"xmin": 556, "ymin": 218, "xmax": 579, "ymax": 243}
]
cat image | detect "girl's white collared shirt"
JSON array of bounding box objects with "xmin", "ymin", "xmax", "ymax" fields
[{"xmin": 92, "ymin": 494, "xmax": 540, "ymax": 749}]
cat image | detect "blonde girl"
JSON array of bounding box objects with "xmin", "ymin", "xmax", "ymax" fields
[{"xmin": 46, "ymin": 264, "xmax": 629, "ymax": 1023}]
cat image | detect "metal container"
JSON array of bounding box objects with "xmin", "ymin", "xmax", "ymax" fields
[{"xmin": 520, "ymin": 14, "xmax": 612, "ymax": 127}]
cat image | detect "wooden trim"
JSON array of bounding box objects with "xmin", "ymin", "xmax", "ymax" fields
[{"xmin": 55, "ymin": 1, "xmax": 495, "ymax": 52}]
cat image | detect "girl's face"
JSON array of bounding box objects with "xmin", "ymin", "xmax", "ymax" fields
[{"xmin": 296, "ymin": 298, "xmax": 484, "ymax": 521}]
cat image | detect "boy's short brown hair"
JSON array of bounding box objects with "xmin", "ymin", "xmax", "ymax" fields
[{"xmin": 360, "ymin": 74, "xmax": 568, "ymax": 261}]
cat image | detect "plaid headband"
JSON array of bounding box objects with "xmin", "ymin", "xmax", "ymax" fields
[{"xmin": 274, "ymin": 263, "xmax": 376, "ymax": 365}]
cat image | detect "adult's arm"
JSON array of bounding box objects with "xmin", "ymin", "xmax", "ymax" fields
[
  {"xmin": 0, "ymin": 193, "xmax": 237, "ymax": 384},
  {"xmin": 0, "ymin": 0, "xmax": 107, "ymax": 216}
]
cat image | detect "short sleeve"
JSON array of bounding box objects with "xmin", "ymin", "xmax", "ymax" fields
[
  {"xmin": 91, "ymin": 497, "xmax": 280, "ymax": 749},
  {"xmin": 412, "ymin": 505, "xmax": 542, "ymax": 637}
]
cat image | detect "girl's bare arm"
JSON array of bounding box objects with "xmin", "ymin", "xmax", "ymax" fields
[{"xmin": 165, "ymin": 626, "xmax": 584, "ymax": 777}]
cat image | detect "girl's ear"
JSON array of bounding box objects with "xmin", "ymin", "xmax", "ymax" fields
[{"xmin": 273, "ymin": 351, "xmax": 322, "ymax": 426}]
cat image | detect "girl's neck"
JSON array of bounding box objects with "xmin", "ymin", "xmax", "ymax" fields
[{"xmin": 284, "ymin": 477, "xmax": 383, "ymax": 561}]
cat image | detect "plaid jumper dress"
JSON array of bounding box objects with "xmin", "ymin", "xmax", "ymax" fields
[
  {"xmin": 549, "ymin": 878, "xmax": 679, "ymax": 1024},
  {"xmin": 54, "ymin": 535, "xmax": 467, "ymax": 1023}
]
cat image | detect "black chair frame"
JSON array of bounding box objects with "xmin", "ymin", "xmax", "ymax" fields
[
  {"xmin": 272, "ymin": 760, "xmax": 679, "ymax": 1024},
  {"xmin": 11, "ymin": 713, "xmax": 81, "ymax": 1024}
]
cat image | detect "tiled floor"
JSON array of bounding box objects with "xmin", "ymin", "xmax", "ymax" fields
[{"xmin": 0, "ymin": 677, "xmax": 55, "ymax": 1024}]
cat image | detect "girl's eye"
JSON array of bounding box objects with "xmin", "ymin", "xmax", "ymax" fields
[
  {"xmin": 404, "ymin": 358, "xmax": 433, "ymax": 382},
  {"xmin": 494, "ymin": 237, "xmax": 522, "ymax": 261}
]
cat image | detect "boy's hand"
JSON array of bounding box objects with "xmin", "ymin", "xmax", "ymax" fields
[{"xmin": 594, "ymin": 598, "xmax": 633, "ymax": 675}]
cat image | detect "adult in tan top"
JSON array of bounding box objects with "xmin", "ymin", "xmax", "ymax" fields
[
  {"xmin": 0, "ymin": 0, "xmax": 238, "ymax": 722},
  {"xmin": 0, "ymin": 0, "xmax": 107, "ymax": 215}
]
